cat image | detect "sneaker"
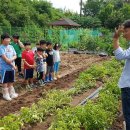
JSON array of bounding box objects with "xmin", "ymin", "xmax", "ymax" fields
[
  {"xmin": 38, "ymin": 80, "xmax": 42, "ymax": 85},
  {"xmin": 18, "ymin": 73, "xmax": 24, "ymax": 78},
  {"xmin": 2, "ymin": 88, "xmax": 12, "ymax": 101},
  {"xmin": 26, "ymin": 85, "xmax": 33, "ymax": 91},
  {"xmin": 50, "ymin": 78, "xmax": 53, "ymax": 81},
  {"xmin": 44, "ymin": 76, "xmax": 50, "ymax": 83},
  {"xmin": 30, "ymin": 84, "xmax": 37, "ymax": 88},
  {"xmin": 3, "ymin": 94, "xmax": 12, "ymax": 101},
  {"xmin": 54, "ymin": 77, "xmax": 57, "ymax": 80},
  {"xmin": 49, "ymin": 75, "xmax": 53, "ymax": 81},
  {"xmin": 10, "ymin": 93, "xmax": 18, "ymax": 99},
  {"xmin": 9, "ymin": 86, "xmax": 18, "ymax": 99},
  {"xmin": 40, "ymin": 80, "xmax": 45, "ymax": 87}
]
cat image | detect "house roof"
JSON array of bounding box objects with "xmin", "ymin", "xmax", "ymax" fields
[{"xmin": 49, "ymin": 18, "xmax": 80, "ymax": 27}]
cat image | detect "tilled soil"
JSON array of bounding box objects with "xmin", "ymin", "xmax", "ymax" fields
[{"xmin": 0, "ymin": 53, "xmax": 108, "ymax": 118}]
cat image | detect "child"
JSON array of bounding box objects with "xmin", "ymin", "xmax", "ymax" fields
[
  {"xmin": 10, "ymin": 34, "xmax": 24, "ymax": 78},
  {"xmin": 35, "ymin": 47, "xmax": 45, "ymax": 86},
  {"xmin": 0, "ymin": 33, "xmax": 18, "ymax": 101},
  {"xmin": 46, "ymin": 42, "xmax": 54, "ymax": 82},
  {"xmin": 22, "ymin": 42, "xmax": 36, "ymax": 90},
  {"xmin": 53, "ymin": 44, "xmax": 61, "ymax": 80},
  {"xmin": 39, "ymin": 40, "xmax": 48, "ymax": 82}
]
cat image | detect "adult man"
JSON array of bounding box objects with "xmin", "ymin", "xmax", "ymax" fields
[{"xmin": 113, "ymin": 19, "xmax": 130, "ymax": 130}]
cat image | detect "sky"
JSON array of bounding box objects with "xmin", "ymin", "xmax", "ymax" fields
[{"xmin": 47, "ymin": 0, "xmax": 85, "ymax": 13}]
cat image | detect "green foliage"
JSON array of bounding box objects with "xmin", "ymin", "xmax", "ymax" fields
[
  {"xmin": 0, "ymin": 90, "xmax": 71, "ymax": 130},
  {"xmin": 70, "ymin": 0, "xmax": 128, "ymax": 29},
  {"xmin": 49, "ymin": 59, "xmax": 122, "ymax": 130},
  {"xmin": 0, "ymin": 0, "xmax": 63, "ymax": 27}
]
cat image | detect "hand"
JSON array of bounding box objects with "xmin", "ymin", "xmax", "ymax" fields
[
  {"xmin": 113, "ymin": 25, "xmax": 124, "ymax": 39},
  {"xmin": 30, "ymin": 65, "xmax": 36, "ymax": 69},
  {"xmin": 18, "ymin": 39, "xmax": 21, "ymax": 43},
  {"xmin": 13, "ymin": 65, "xmax": 17, "ymax": 70},
  {"xmin": 6, "ymin": 59, "xmax": 12, "ymax": 64},
  {"xmin": 43, "ymin": 53, "xmax": 48, "ymax": 58}
]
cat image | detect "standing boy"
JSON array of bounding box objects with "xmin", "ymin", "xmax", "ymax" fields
[
  {"xmin": 35, "ymin": 47, "xmax": 45, "ymax": 86},
  {"xmin": 0, "ymin": 33, "xmax": 18, "ymax": 101},
  {"xmin": 39, "ymin": 40, "xmax": 48, "ymax": 82},
  {"xmin": 22, "ymin": 42, "xmax": 35, "ymax": 90},
  {"xmin": 10, "ymin": 34, "xmax": 24, "ymax": 78},
  {"xmin": 46, "ymin": 42, "xmax": 54, "ymax": 82}
]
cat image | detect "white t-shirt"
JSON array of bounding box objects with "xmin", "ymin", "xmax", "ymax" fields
[
  {"xmin": 53, "ymin": 50, "xmax": 60, "ymax": 62},
  {"xmin": 32, "ymin": 47, "xmax": 37, "ymax": 53}
]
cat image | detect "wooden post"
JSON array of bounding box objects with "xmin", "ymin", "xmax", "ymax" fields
[{"xmin": 80, "ymin": 0, "xmax": 83, "ymax": 17}]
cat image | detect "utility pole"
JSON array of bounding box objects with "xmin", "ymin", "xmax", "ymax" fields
[{"xmin": 80, "ymin": 0, "xmax": 83, "ymax": 17}]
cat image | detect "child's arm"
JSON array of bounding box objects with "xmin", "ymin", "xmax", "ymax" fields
[
  {"xmin": 1, "ymin": 55, "xmax": 16, "ymax": 64},
  {"xmin": 18, "ymin": 40, "xmax": 24, "ymax": 49},
  {"xmin": 43, "ymin": 52, "xmax": 48, "ymax": 58},
  {"xmin": 11, "ymin": 63, "xmax": 17, "ymax": 70},
  {"xmin": 1, "ymin": 55, "xmax": 17, "ymax": 69},
  {"xmin": 22, "ymin": 59, "xmax": 35, "ymax": 68}
]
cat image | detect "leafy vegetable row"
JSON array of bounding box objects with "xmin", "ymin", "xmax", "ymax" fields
[
  {"xmin": 49, "ymin": 60, "xmax": 122, "ymax": 130},
  {"xmin": 0, "ymin": 59, "xmax": 123, "ymax": 130}
]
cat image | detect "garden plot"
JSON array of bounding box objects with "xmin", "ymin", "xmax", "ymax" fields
[
  {"xmin": 22, "ymin": 58, "xmax": 123, "ymax": 130},
  {"xmin": 19, "ymin": 59, "xmax": 121, "ymax": 130},
  {"xmin": 0, "ymin": 53, "xmax": 107, "ymax": 118}
]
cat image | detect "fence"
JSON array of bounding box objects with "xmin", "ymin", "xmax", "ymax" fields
[{"xmin": 0, "ymin": 26, "xmax": 101, "ymax": 44}]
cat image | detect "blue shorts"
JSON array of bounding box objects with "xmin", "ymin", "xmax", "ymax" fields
[
  {"xmin": 54, "ymin": 62, "xmax": 60, "ymax": 73},
  {"xmin": 24, "ymin": 69, "xmax": 34, "ymax": 80},
  {"xmin": 2, "ymin": 70, "xmax": 15, "ymax": 83}
]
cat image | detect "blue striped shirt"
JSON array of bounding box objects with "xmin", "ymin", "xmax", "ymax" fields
[{"xmin": 114, "ymin": 46, "xmax": 130, "ymax": 88}]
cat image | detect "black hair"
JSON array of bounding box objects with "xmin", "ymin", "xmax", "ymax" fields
[
  {"xmin": 12, "ymin": 34, "xmax": 20, "ymax": 39},
  {"xmin": 46, "ymin": 41, "xmax": 52, "ymax": 46},
  {"xmin": 37, "ymin": 47, "xmax": 44, "ymax": 52},
  {"xmin": 1, "ymin": 33, "xmax": 10, "ymax": 40},
  {"xmin": 123, "ymin": 19, "xmax": 130, "ymax": 29},
  {"xmin": 36, "ymin": 43, "xmax": 40, "ymax": 45},
  {"xmin": 40, "ymin": 40, "xmax": 46, "ymax": 45},
  {"xmin": 24, "ymin": 41, "xmax": 31, "ymax": 46},
  {"xmin": 53, "ymin": 43, "xmax": 61, "ymax": 50}
]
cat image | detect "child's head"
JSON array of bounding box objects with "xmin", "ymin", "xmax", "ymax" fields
[
  {"xmin": 37, "ymin": 47, "xmax": 44, "ymax": 55},
  {"xmin": 40, "ymin": 40, "xmax": 46, "ymax": 49},
  {"xmin": 123, "ymin": 19, "xmax": 130, "ymax": 41},
  {"xmin": 47, "ymin": 42, "xmax": 53, "ymax": 49},
  {"xmin": 12, "ymin": 34, "xmax": 20, "ymax": 43},
  {"xmin": 1, "ymin": 33, "xmax": 11, "ymax": 45},
  {"xmin": 24, "ymin": 42, "xmax": 31, "ymax": 51},
  {"xmin": 53, "ymin": 43, "xmax": 61, "ymax": 50}
]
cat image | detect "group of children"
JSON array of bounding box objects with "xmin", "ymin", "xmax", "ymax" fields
[{"xmin": 0, "ymin": 33, "xmax": 61, "ymax": 101}]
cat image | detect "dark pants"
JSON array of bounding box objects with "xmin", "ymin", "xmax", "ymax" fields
[
  {"xmin": 15, "ymin": 57, "xmax": 22, "ymax": 73},
  {"xmin": 37, "ymin": 72, "xmax": 44, "ymax": 80},
  {"xmin": 121, "ymin": 87, "xmax": 130, "ymax": 130}
]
